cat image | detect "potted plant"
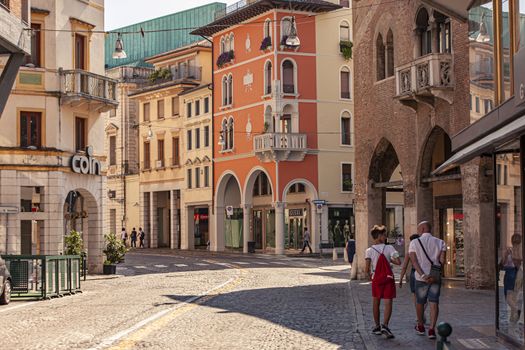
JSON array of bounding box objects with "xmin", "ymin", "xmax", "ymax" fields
[
  {"xmin": 216, "ymin": 50, "xmax": 235, "ymax": 68},
  {"xmin": 260, "ymin": 36, "xmax": 272, "ymax": 51},
  {"xmin": 339, "ymin": 40, "xmax": 353, "ymax": 60},
  {"xmin": 103, "ymin": 232, "xmax": 127, "ymax": 275},
  {"xmin": 65, "ymin": 230, "xmax": 85, "ymax": 273},
  {"xmin": 263, "ymin": 122, "xmax": 270, "ymax": 133}
]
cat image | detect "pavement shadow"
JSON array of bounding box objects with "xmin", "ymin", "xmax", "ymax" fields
[{"xmin": 163, "ymin": 282, "xmax": 359, "ymax": 349}]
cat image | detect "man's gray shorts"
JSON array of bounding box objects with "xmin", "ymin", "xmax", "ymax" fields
[{"xmin": 415, "ymin": 280, "xmax": 441, "ymax": 304}]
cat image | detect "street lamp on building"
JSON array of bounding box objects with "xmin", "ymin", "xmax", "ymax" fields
[{"xmin": 285, "ymin": 17, "xmax": 301, "ymax": 48}]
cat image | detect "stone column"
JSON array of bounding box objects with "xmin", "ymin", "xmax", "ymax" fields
[
  {"xmin": 214, "ymin": 205, "xmax": 225, "ymax": 251},
  {"xmin": 170, "ymin": 190, "xmax": 179, "ymax": 250},
  {"xmin": 149, "ymin": 192, "xmax": 157, "ymax": 248},
  {"xmin": 274, "ymin": 202, "xmax": 285, "ymax": 255},
  {"xmin": 310, "ymin": 202, "xmax": 320, "ymax": 253},
  {"xmin": 355, "ymin": 180, "xmax": 385, "ymax": 279},
  {"xmin": 243, "ymin": 204, "xmax": 251, "ymax": 253},
  {"xmin": 462, "ymin": 158, "xmax": 495, "ymax": 289}
]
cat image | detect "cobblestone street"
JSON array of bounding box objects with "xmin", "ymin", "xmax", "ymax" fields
[{"xmin": 0, "ymin": 251, "xmax": 362, "ymax": 350}]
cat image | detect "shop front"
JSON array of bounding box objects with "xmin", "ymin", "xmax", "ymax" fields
[
  {"xmin": 285, "ymin": 207, "xmax": 308, "ymax": 250},
  {"xmin": 194, "ymin": 208, "xmax": 209, "ymax": 248},
  {"xmin": 252, "ymin": 208, "xmax": 275, "ymax": 250}
]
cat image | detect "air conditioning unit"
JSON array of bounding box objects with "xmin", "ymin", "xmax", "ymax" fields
[
  {"xmin": 156, "ymin": 160, "xmax": 163, "ymax": 168},
  {"xmin": 108, "ymin": 190, "xmax": 116, "ymax": 199}
]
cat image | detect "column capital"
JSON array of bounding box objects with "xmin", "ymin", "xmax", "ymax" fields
[
  {"xmin": 273, "ymin": 201, "xmax": 285, "ymax": 209},
  {"xmin": 242, "ymin": 203, "xmax": 252, "ymax": 210}
]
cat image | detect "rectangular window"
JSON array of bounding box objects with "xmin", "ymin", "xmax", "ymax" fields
[
  {"xmin": 20, "ymin": 187, "xmax": 44, "ymax": 212},
  {"xmin": 342, "ymin": 163, "xmax": 353, "ymax": 192},
  {"xmin": 109, "ymin": 136, "xmax": 116, "ymax": 166},
  {"xmin": 341, "ymin": 116, "xmax": 351, "ymax": 145},
  {"xmin": 74, "ymin": 34, "xmax": 86, "ymax": 70},
  {"xmin": 204, "ymin": 166, "xmax": 210, "ymax": 187},
  {"xmin": 475, "ymin": 97, "xmax": 480, "ymax": 113},
  {"xmin": 157, "ymin": 100, "xmax": 164, "ymax": 119},
  {"xmin": 25, "ymin": 23, "xmax": 42, "ymax": 67},
  {"xmin": 157, "ymin": 139, "xmax": 164, "ymax": 167},
  {"xmin": 195, "ymin": 100, "xmax": 201, "ymax": 116},
  {"xmin": 195, "ymin": 128, "xmax": 200, "ymax": 149},
  {"xmin": 172, "ymin": 97, "xmax": 179, "ymax": 116},
  {"xmin": 195, "ymin": 167, "xmax": 200, "ymax": 188},
  {"xmin": 187, "ymin": 130, "xmax": 192, "ymax": 150},
  {"xmin": 204, "ymin": 126, "xmax": 210, "ymax": 147},
  {"xmin": 143, "ymin": 142, "xmax": 150, "ymax": 170},
  {"xmin": 172, "ymin": 137, "xmax": 180, "ymax": 166},
  {"xmin": 204, "ymin": 97, "xmax": 210, "ymax": 113},
  {"xmin": 20, "ymin": 111, "xmax": 42, "ymax": 148},
  {"xmin": 187, "ymin": 168, "xmax": 192, "ymax": 189},
  {"xmin": 187, "ymin": 102, "xmax": 192, "ymax": 118},
  {"xmin": 143, "ymin": 103, "xmax": 150, "ymax": 122},
  {"xmin": 75, "ymin": 117, "xmax": 87, "ymax": 151}
]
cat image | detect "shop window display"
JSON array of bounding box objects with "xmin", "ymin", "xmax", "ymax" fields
[
  {"xmin": 328, "ymin": 208, "xmax": 354, "ymax": 248},
  {"xmin": 496, "ymin": 151, "xmax": 524, "ymax": 344}
]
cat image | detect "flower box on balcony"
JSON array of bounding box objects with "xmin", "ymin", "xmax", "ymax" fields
[
  {"xmin": 217, "ymin": 50, "xmax": 235, "ymax": 68},
  {"xmin": 339, "ymin": 40, "xmax": 353, "ymax": 60},
  {"xmin": 260, "ymin": 36, "xmax": 272, "ymax": 51}
]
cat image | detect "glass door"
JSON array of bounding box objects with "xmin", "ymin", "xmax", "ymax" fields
[{"xmin": 253, "ymin": 210, "xmax": 263, "ymax": 249}]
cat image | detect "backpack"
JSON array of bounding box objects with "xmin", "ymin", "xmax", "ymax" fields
[{"xmin": 371, "ymin": 245, "xmax": 395, "ymax": 285}]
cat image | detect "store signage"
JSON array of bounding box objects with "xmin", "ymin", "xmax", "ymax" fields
[
  {"xmin": 289, "ymin": 209, "xmax": 303, "ymax": 217},
  {"xmin": 71, "ymin": 146, "xmax": 101, "ymax": 176},
  {"xmin": 226, "ymin": 206, "xmax": 234, "ymax": 217}
]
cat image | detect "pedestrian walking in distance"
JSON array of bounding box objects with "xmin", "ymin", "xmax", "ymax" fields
[
  {"xmin": 409, "ymin": 221, "xmax": 446, "ymax": 339},
  {"xmin": 121, "ymin": 227, "xmax": 128, "ymax": 247},
  {"xmin": 301, "ymin": 227, "xmax": 313, "ymax": 254},
  {"xmin": 130, "ymin": 227, "xmax": 138, "ymax": 248},
  {"xmin": 365, "ymin": 224, "xmax": 401, "ymax": 339},
  {"xmin": 139, "ymin": 227, "xmax": 145, "ymax": 248}
]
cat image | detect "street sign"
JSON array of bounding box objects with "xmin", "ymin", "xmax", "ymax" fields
[{"xmin": 312, "ymin": 200, "xmax": 326, "ymax": 205}]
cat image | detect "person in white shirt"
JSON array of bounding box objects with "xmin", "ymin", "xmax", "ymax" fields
[{"xmin": 408, "ymin": 221, "xmax": 446, "ymax": 339}]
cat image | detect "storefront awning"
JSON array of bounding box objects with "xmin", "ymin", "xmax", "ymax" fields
[{"xmin": 433, "ymin": 115, "xmax": 525, "ymax": 175}]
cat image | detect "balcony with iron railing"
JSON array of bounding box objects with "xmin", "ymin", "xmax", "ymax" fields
[
  {"xmin": 59, "ymin": 69, "xmax": 118, "ymax": 112},
  {"xmin": 253, "ymin": 132, "xmax": 307, "ymax": 162},
  {"xmin": 395, "ymin": 53, "xmax": 455, "ymax": 109}
]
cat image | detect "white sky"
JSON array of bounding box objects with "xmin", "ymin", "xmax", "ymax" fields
[{"xmin": 105, "ymin": 0, "xmax": 237, "ymax": 31}]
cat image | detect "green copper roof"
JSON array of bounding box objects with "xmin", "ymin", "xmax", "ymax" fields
[{"xmin": 105, "ymin": 3, "xmax": 225, "ymax": 69}]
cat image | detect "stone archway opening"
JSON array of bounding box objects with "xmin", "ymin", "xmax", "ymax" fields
[
  {"xmin": 215, "ymin": 173, "xmax": 243, "ymax": 251},
  {"xmin": 244, "ymin": 168, "xmax": 274, "ymax": 251},
  {"xmin": 63, "ymin": 189, "xmax": 101, "ymax": 273},
  {"xmin": 419, "ymin": 126, "xmax": 464, "ymax": 278}
]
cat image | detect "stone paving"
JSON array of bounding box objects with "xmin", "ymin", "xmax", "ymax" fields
[
  {"xmin": 351, "ymin": 274, "xmax": 513, "ymax": 350},
  {"xmin": 0, "ymin": 250, "xmax": 363, "ymax": 350}
]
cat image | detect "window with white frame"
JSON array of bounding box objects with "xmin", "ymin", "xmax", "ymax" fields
[
  {"xmin": 341, "ymin": 112, "xmax": 351, "ymax": 145},
  {"xmin": 340, "ymin": 66, "xmax": 351, "ymax": 99},
  {"xmin": 281, "ymin": 17, "xmax": 292, "ymax": 44},
  {"xmin": 228, "ymin": 117, "xmax": 234, "ymax": 150},
  {"xmin": 222, "ymin": 76, "xmax": 228, "ymax": 106},
  {"xmin": 221, "ymin": 119, "xmax": 228, "ymax": 151},
  {"xmin": 282, "ymin": 59, "xmax": 295, "ymax": 94},
  {"xmin": 340, "ymin": 20, "xmax": 350, "ymax": 42},
  {"xmin": 227, "ymin": 74, "xmax": 233, "ymax": 105},
  {"xmin": 264, "ymin": 19, "xmax": 272, "ymax": 39},
  {"xmin": 341, "ymin": 163, "xmax": 353, "ymax": 192}
]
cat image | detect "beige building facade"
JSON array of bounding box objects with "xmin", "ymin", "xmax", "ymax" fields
[
  {"xmin": 130, "ymin": 42, "xmax": 213, "ymax": 250},
  {"xmin": 0, "ymin": 0, "xmax": 116, "ymax": 273}
]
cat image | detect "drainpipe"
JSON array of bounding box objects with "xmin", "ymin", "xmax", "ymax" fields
[{"xmin": 121, "ymin": 81, "xmax": 127, "ymax": 228}]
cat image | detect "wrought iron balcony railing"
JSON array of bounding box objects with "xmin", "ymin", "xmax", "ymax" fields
[{"xmin": 60, "ymin": 69, "xmax": 118, "ymax": 112}]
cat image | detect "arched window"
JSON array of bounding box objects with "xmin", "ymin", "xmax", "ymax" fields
[
  {"xmin": 281, "ymin": 104, "xmax": 293, "ymax": 133},
  {"xmin": 264, "ymin": 105, "xmax": 273, "ymax": 132},
  {"xmin": 225, "ymin": 35, "xmax": 231, "ymax": 52},
  {"xmin": 386, "ymin": 29, "xmax": 394, "ymax": 77},
  {"xmin": 222, "ymin": 76, "xmax": 228, "ymax": 106},
  {"xmin": 227, "ymin": 74, "xmax": 233, "ymax": 105},
  {"xmin": 376, "ymin": 34, "xmax": 385, "ymax": 81},
  {"xmin": 220, "ymin": 37, "xmax": 226, "ymax": 54},
  {"xmin": 416, "ymin": 7, "xmax": 431, "ymax": 56},
  {"xmin": 282, "ymin": 59, "xmax": 295, "ymax": 94},
  {"xmin": 221, "ymin": 119, "xmax": 228, "ymax": 151},
  {"xmin": 341, "ymin": 111, "xmax": 351, "ymax": 145},
  {"xmin": 264, "ymin": 61, "xmax": 272, "ymax": 95},
  {"xmin": 340, "ymin": 20, "xmax": 350, "ymax": 42},
  {"xmin": 228, "ymin": 117, "xmax": 234, "ymax": 150},
  {"xmin": 340, "ymin": 66, "xmax": 351, "ymax": 99},
  {"xmin": 229, "ymin": 33, "xmax": 235, "ymax": 51},
  {"xmin": 264, "ymin": 19, "xmax": 272, "ymax": 39},
  {"xmin": 434, "ymin": 11, "xmax": 451, "ymax": 53},
  {"xmin": 281, "ymin": 17, "xmax": 292, "ymax": 44}
]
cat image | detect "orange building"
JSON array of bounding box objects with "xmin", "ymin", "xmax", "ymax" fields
[{"xmin": 193, "ymin": 0, "xmax": 354, "ymax": 254}]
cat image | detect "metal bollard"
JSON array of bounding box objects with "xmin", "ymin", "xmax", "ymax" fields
[{"xmin": 436, "ymin": 322, "xmax": 453, "ymax": 350}]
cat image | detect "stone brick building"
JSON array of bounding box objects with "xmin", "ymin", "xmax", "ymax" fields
[{"xmin": 353, "ymin": 0, "xmax": 493, "ymax": 288}]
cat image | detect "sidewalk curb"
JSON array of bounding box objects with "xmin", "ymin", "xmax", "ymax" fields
[{"xmin": 349, "ymin": 281, "xmax": 377, "ymax": 350}]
